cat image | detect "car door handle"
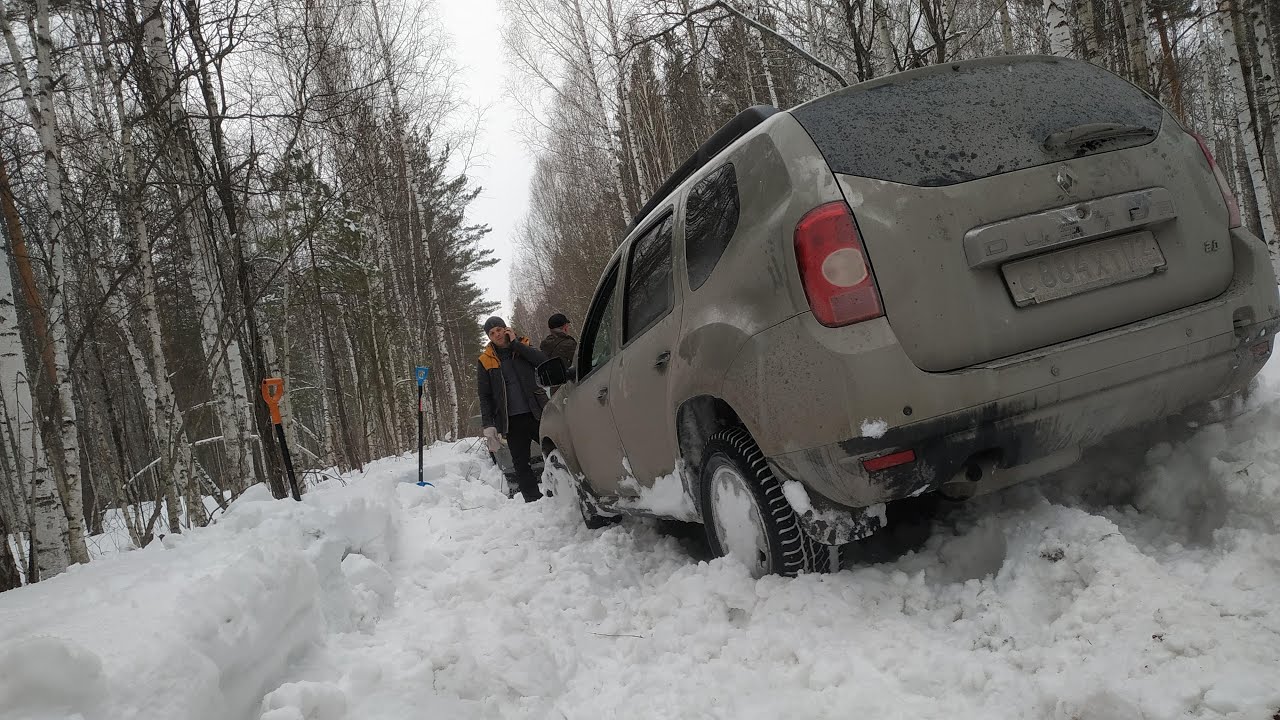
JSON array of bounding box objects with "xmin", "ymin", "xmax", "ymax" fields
[
  {"xmin": 596, "ymin": 386, "xmax": 609, "ymax": 403},
  {"xmin": 654, "ymin": 351, "xmax": 671, "ymax": 370}
]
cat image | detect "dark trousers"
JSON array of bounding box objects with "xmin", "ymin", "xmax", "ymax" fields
[{"xmin": 506, "ymin": 412, "xmax": 543, "ymax": 502}]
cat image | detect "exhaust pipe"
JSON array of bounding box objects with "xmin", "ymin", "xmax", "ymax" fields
[
  {"xmin": 940, "ymin": 453, "xmax": 999, "ymax": 501},
  {"xmin": 938, "ymin": 446, "xmax": 1083, "ymax": 501}
]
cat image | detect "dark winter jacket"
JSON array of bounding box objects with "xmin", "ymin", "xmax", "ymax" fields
[
  {"xmin": 477, "ymin": 337, "xmax": 550, "ymax": 434},
  {"xmin": 539, "ymin": 329, "xmax": 577, "ymax": 369}
]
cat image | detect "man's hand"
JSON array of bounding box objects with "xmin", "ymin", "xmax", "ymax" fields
[
  {"xmin": 483, "ymin": 426, "xmax": 501, "ymax": 453},
  {"xmin": 505, "ymin": 328, "xmax": 518, "ymax": 344}
]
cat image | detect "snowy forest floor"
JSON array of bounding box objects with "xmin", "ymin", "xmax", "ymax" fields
[{"xmin": 5, "ymin": 368, "xmax": 1280, "ymax": 719}]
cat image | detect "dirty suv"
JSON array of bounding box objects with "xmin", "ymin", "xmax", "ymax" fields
[{"xmin": 535, "ymin": 55, "xmax": 1279, "ymax": 578}]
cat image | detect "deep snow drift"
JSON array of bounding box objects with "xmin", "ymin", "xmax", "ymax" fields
[{"xmin": 5, "ymin": 371, "xmax": 1280, "ymax": 719}]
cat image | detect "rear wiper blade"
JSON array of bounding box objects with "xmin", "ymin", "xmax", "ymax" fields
[{"xmin": 1043, "ymin": 123, "xmax": 1156, "ymax": 151}]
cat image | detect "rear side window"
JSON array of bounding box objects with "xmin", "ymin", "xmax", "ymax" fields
[
  {"xmin": 623, "ymin": 214, "xmax": 674, "ymax": 343},
  {"xmin": 685, "ymin": 163, "xmax": 740, "ymax": 290},
  {"xmin": 791, "ymin": 58, "xmax": 1164, "ymax": 187}
]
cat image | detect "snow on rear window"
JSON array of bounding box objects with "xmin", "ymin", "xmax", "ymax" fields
[{"xmin": 790, "ymin": 58, "xmax": 1164, "ymax": 187}]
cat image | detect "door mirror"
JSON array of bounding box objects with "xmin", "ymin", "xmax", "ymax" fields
[{"xmin": 537, "ymin": 358, "xmax": 573, "ymax": 386}]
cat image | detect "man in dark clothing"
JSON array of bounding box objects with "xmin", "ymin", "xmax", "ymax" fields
[
  {"xmin": 477, "ymin": 316, "xmax": 550, "ymax": 502},
  {"xmin": 540, "ymin": 313, "xmax": 577, "ymax": 370}
]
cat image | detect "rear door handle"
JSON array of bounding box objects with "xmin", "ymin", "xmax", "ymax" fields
[
  {"xmin": 597, "ymin": 386, "xmax": 609, "ymax": 403},
  {"xmin": 654, "ymin": 351, "xmax": 671, "ymax": 370}
]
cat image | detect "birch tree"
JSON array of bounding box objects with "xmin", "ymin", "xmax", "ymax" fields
[
  {"xmin": 1219, "ymin": 0, "xmax": 1278, "ymax": 251},
  {"xmin": 0, "ymin": 154, "xmax": 69, "ymax": 580},
  {"xmin": 0, "ymin": 0, "xmax": 91, "ymax": 564}
]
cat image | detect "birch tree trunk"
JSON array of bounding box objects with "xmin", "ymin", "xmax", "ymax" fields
[
  {"xmin": 138, "ymin": 0, "xmax": 251, "ymax": 494},
  {"xmin": 744, "ymin": 3, "xmax": 780, "ymax": 106},
  {"xmin": 1044, "ymin": 0, "xmax": 1074, "ymax": 56},
  {"xmin": 1077, "ymin": 0, "xmax": 1100, "ymax": 62},
  {"xmin": 999, "ymin": 0, "xmax": 1016, "ymax": 55},
  {"xmin": 1219, "ymin": 0, "xmax": 1279, "ymax": 250},
  {"xmin": 568, "ymin": 0, "xmax": 629, "ymax": 225},
  {"xmin": 423, "ymin": 272, "xmax": 459, "ymax": 440},
  {"xmin": 0, "ymin": 158, "xmax": 68, "ymax": 579},
  {"xmin": 1245, "ymin": 0, "xmax": 1278, "ymax": 114},
  {"xmin": 1122, "ymin": 0, "xmax": 1151, "ymax": 90},
  {"xmin": 1153, "ymin": 7, "xmax": 1185, "ymax": 118},
  {"xmin": 1245, "ymin": 0, "xmax": 1279, "ymax": 202},
  {"xmin": 0, "ymin": 0, "xmax": 90, "ymax": 564},
  {"xmin": 874, "ymin": 0, "xmax": 896, "ymax": 74}
]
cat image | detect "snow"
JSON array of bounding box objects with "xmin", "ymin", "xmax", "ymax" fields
[
  {"xmin": 861, "ymin": 417, "xmax": 889, "ymax": 438},
  {"xmin": 5, "ymin": 364, "xmax": 1280, "ymax": 718},
  {"xmin": 615, "ymin": 462, "xmax": 698, "ymax": 521},
  {"xmin": 707, "ymin": 468, "xmax": 765, "ymax": 570},
  {"xmin": 782, "ymin": 479, "xmax": 813, "ymax": 514}
]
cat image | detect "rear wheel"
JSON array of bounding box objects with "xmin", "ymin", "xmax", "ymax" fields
[{"xmin": 700, "ymin": 428, "xmax": 830, "ymax": 578}]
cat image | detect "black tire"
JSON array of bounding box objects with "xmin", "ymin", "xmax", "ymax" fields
[
  {"xmin": 580, "ymin": 498, "xmax": 614, "ymax": 529},
  {"xmin": 700, "ymin": 427, "xmax": 830, "ymax": 577}
]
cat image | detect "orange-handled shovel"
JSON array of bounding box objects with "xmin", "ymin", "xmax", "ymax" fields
[{"xmin": 261, "ymin": 378, "xmax": 301, "ymax": 501}]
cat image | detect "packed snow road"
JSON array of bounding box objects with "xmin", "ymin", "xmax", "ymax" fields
[{"xmin": 5, "ymin": 375, "xmax": 1280, "ymax": 719}]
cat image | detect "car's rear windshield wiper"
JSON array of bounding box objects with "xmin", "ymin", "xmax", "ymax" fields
[{"xmin": 1043, "ymin": 123, "xmax": 1157, "ymax": 152}]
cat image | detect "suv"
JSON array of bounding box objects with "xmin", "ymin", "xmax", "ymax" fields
[{"xmin": 535, "ymin": 55, "xmax": 1279, "ymax": 578}]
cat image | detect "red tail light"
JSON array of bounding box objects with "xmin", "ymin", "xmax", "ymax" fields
[
  {"xmin": 1190, "ymin": 132, "xmax": 1242, "ymax": 229},
  {"xmin": 862, "ymin": 449, "xmax": 916, "ymax": 472},
  {"xmin": 794, "ymin": 202, "xmax": 884, "ymax": 327}
]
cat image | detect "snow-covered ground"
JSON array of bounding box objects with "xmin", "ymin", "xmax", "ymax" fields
[{"xmin": 5, "ymin": 368, "xmax": 1280, "ymax": 720}]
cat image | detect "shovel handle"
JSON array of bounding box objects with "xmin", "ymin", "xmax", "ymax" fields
[{"xmin": 260, "ymin": 378, "xmax": 285, "ymax": 424}]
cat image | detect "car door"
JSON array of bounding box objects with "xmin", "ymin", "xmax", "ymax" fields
[
  {"xmin": 611, "ymin": 212, "xmax": 683, "ymax": 489},
  {"xmin": 564, "ymin": 261, "xmax": 629, "ymax": 496}
]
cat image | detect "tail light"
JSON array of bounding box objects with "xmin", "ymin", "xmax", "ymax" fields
[
  {"xmin": 1190, "ymin": 132, "xmax": 1242, "ymax": 229},
  {"xmin": 794, "ymin": 201, "xmax": 884, "ymax": 327},
  {"xmin": 862, "ymin": 449, "xmax": 916, "ymax": 472}
]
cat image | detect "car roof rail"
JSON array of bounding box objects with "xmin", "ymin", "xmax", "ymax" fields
[{"xmin": 626, "ymin": 104, "xmax": 778, "ymax": 233}]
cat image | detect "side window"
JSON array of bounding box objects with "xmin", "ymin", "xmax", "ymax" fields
[
  {"xmin": 578, "ymin": 264, "xmax": 620, "ymax": 377},
  {"xmin": 684, "ymin": 163, "xmax": 739, "ymax": 290},
  {"xmin": 623, "ymin": 214, "xmax": 674, "ymax": 343}
]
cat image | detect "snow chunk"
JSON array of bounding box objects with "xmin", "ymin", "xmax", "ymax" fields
[
  {"xmin": 615, "ymin": 462, "xmax": 698, "ymax": 521},
  {"xmin": 782, "ymin": 480, "xmax": 812, "ymax": 514},
  {"xmin": 860, "ymin": 418, "xmax": 889, "ymax": 438},
  {"xmin": 0, "ymin": 461, "xmax": 410, "ymax": 720},
  {"xmin": 0, "ymin": 636, "xmax": 105, "ymax": 717},
  {"xmin": 260, "ymin": 681, "xmax": 347, "ymax": 720}
]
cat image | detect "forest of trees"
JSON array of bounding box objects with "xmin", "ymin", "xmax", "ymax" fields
[
  {"xmin": 506, "ymin": 0, "xmax": 1280, "ymax": 337},
  {"xmin": 4, "ymin": 0, "xmax": 1278, "ymax": 592},
  {"xmin": 0, "ymin": 0, "xmax": 496, "ymax": 588}
]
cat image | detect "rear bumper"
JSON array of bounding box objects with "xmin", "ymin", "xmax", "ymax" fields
[
  {"xmin": 731, "ymin": 228, "xmax": 1279, "ymax": 542},
  {"xmin": 770, "ymin": 319, "xmax": 1273, "ymax": 523}
]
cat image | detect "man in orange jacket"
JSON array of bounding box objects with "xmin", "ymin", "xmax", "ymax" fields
[{"xmin": 476, "ymin": 316, "xmax": 550, "ymax": 502}]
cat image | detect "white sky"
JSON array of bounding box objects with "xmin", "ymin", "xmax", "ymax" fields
[{"xmin": 436, "ymin": 0, "xmax": 532, "ymax": 323}]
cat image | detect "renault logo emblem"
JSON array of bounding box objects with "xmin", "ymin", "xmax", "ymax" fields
[{"xmin": 1056, "ymin": 166, "xmax": 1076, "ymax": 194}]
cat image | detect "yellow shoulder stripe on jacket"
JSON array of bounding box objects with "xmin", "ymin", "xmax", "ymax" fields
[{"xmin": 478, "ymin": 338, "xmax": 535, "ymax": 371}]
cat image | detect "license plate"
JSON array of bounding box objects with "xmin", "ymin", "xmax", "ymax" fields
[{"xmin": 1001, "ymin": 231, "xmax": 1166, "ymax": 307}]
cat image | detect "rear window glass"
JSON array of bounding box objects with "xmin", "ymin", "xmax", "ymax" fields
[
  {"xmin": 790, "ymin": 58, "xmax": 1164, "ymax": 187},
  {"xmin": 684, "ymin": 163, "xmax": 739, "ymax": 290}
]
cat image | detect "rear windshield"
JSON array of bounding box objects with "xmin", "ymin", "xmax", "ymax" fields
[{"xmin": 790, "ymin": 58, "xmax": 1164, "ymax": 187}]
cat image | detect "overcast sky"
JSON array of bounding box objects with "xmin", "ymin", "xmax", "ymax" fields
[{"xmin": 437, "ymin": 0, "xmax": 532, "ymax": 323}]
